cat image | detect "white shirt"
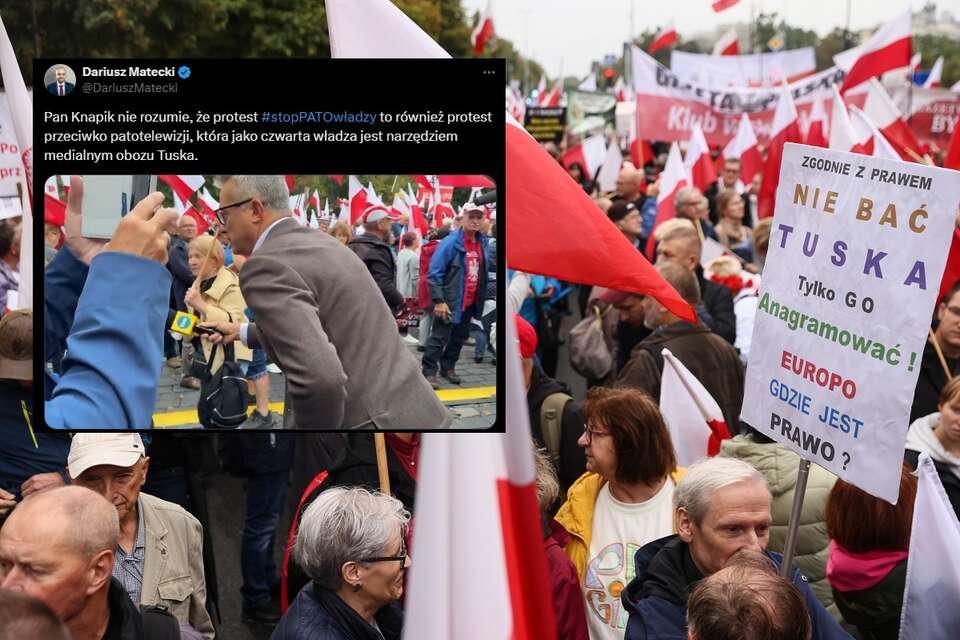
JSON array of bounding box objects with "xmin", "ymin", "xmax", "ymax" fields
[
  {"xmin": 583, "ymin": 479, "xmax": 675, "ymax": 640},
  {"xmin": 240, "ymin": 216, "xmax": 298, "ymax": 346}
]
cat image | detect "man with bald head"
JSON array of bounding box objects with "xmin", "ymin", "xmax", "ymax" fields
[
  {"xmin": 612, "ymin": 165, "xmax": 658, "ymax": 247},
  {"xmin": 615, "ymin": 261, "xmax": 744, "ymax": 432},
  {"xmin": 0, "ymin": 485, "xmax": 179, "ymax": 639}
]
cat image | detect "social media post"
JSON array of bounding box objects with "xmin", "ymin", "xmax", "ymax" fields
[{"xmin": 35, "ymin": 59, "xmax": 504, "ymax": 431}]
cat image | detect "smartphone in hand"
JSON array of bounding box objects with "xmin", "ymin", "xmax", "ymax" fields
[{"xmin": 80, "ymin": 175, "xmax": 157, "ymax": 239}]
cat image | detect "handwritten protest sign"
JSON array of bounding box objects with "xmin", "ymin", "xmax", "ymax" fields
[{"xmin": 742, "ymin": 143, "xmax": 960, "ymax": 503}]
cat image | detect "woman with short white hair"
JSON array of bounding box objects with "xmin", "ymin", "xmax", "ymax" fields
[{"xmin": 272, "ymin": 487, "xmax": 411, "ymax": 640}]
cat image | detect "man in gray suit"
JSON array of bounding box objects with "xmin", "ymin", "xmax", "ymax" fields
[{"xmin": 202, "ymin": 175, "xmax": 451, "ymax": 429}]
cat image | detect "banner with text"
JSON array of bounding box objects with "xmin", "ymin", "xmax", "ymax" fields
[
  {"xmin": 888, "ymin": 85, "xmax": 960, "ymax": 153},
  {"xmin": 524, "ymin": 106, "xmax": 567, "ymax": 144},
  {"xmin": 670, "ymin": 48, "xmax": 816, "ymax": 89},
  {"xmin": 741, "ymin": 143, "xmax": 960, "ymax": 503},
  {"xmin": 630, "ymin": 46, "xmax": 864, "ymax": 145},
  {"xmin": 0, "ymin": 92, "xmax": 28, "ymax": 198}
]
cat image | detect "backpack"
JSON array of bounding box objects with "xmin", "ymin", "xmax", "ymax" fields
[
  {"xmin": 568, "ymin": 305, "xmax": 614, "ymax": 380},
  {"xmin": 140, "ymin": 605, "xmax": 181, "ymax": 640},
  {"xmin": 539, "ymin": 391, "xmax": 573, "ymax": 467},
  {"xmin": 197, "ymin": 342, "xmax": 248, "ymax": 429}
]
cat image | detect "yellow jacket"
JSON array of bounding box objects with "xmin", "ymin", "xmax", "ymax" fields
[
  {"xmin": 553, "ymin": 468, "xmax": 687, "ymax": 582},
  {"xmin": 194, "ymin": 267, "xmax": 253, "ymax": 371}
]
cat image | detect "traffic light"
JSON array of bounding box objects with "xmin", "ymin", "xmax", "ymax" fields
[{"xmin": 603, "ymin": 66, "xmax": 616, "ymax": 88}]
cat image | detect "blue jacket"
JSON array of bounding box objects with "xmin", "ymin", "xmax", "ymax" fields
[
  {"xmin": 622, "ymin": 535, "xmax": 852, "ymax": 640},
  {"xmin": 45, "ymin": 250, "xmax": 171, "ymax": 429},
  {"xmin": 427, "ymin": 228, "xmax": 489, "ymax": 324},
  {"xmin": 0, "ymin": 381, "xmax": 69, "ymax": 498},
  {"xmin": 44, "ymin": 246, "xmax": 89, "ymax": 398}
]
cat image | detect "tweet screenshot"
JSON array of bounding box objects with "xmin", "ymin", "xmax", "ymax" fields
[{"xmin": 36, "ymin": 58, "xmax": 503, "ymax": 431}]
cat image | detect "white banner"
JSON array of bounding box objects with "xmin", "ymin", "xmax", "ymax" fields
[
  {"xmin": 670, "ymin": 48, "xmax": 816, "ymax": 89},
  {"xmin": 741, "ymin": 143, "xmax": 960, "ymax": 503},
  {"xmin": 0, "ymin": 92, "xmax": 25, "ymax": 197}
]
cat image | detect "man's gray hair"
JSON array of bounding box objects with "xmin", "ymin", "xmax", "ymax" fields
[
  {"xmin": 673, "ymin": 457, "xmax": 768, "ymax": 526},
  {"xmin": 293, "ymin": 486, "xmax": 410, "ymax": 590},
  {"xmin": 674, "ymin": 186, "xmax": 703, "ymax": 210},
  {"xmin": 216, "ymin": 175, "xmax": 290, "ymax": 212}
]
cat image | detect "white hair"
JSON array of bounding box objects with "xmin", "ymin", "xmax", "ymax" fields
[
  {"xmin": 673, "ymin": 457, "xmax": 768, "ymax": 526},
  {"xmin": 293, "ymin": 486, "xmax": 410, "ymax": 590},
  {"xmin": 216, "ymin": 175, "xmax": 290, "ymax": 212},
  {"xmin": 674, "ymin": 186, "xmax": 704, "ymax": 210}
]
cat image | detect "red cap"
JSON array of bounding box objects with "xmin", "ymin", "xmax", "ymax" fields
[
  {"xmin": 514, "ymin": 314, "xmax": 537, "ymax": 359},
  {"xmin": 362, "ymin": 205, "xmax": 391, "ymax": 224}
]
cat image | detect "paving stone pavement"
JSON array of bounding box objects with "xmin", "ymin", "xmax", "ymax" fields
[{"xmin": 154, "ymin": 340, "xmax": 497, "ymax": 429}]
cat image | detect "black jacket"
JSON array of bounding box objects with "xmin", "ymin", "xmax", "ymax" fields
[
  {"xmin": 831, "ymin": 560, "xmax": 906, "ymax": 640},
  {"xmin": 167, "ymin": 235, "xmax": 194, "ymax": 312},
  {"xmin": 526, "ymin": 367, "xmax": 587, "ymax": 499},
  {"xmin": 349, "ymin": 233, "xmax": 404, "ymax": 312},
  {"xmin": 904, "ymin": 448, "xmax": 960, "ymax": 519},
  {"xmin": 697, "ymin": 266, "xmax": 736, "ymax": 345},
  {"xmin": 104, "ymin": 578, "xmax": 180, "ymax": 640},
  {"xmin": 274, "ymin": 582, "xmax": 402, "ymax": 640},
  {"xmin": 910, "ymin": 338, "xmax": 960, "ymax": 423},
  {"xmin": 705, "ymin": 182, "xmax": 752, "ymax": 226}
]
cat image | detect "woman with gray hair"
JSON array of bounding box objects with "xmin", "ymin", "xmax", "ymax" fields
[{"xmin": 272, "ymin": 487, "xmax": 411, "ymax": 640}]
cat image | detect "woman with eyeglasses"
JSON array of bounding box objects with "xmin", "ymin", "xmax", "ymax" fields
[
  {"xmin": 272, "ymin": 486, "xmax": 410, "ymax": 640},
  {"xmin": 553, "ymin": 386, "xmax": 685, "ymax": 640}
]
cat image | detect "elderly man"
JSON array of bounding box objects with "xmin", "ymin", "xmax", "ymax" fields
[
  {"xmin": 655, "ymin": 224, "xmax": 736, "ymax": 344},
  {"xmin": 0, "ymin": 486, "xmax": 180, "ymax": 639},
  {"xmin": 67, "ymin": 433, "xmax": 214, "ymax": 638},
  {"xmin": 621, "ymin": 457, "xmax": 849, "ymax": 640},
  {"xmin": 615, "ymin": 262, "xmax": 744, "ymax": 432},
  {"xmin": 167, "ymin": 213, "xmax": 200, "ymax": 380},
  {"xmin": 201, "ymin": 175, "xmax": 450, "ymax": 429},
  {"xmin": 349, "ymin": 205, "xmax": 405, "ymax": 313},
  {"xmin": 674, "ymin": 186, "xmax": 718, "ymax": 241},
  {"xmin": 705, "ymin": 158, "xmax": 752, "ymax": 226}
]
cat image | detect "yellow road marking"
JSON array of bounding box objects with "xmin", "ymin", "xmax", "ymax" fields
[{"xmin": 152, "ymin": 386, "xmax": 496, "ymax": 428}]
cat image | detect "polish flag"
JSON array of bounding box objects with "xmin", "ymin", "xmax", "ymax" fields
[
  {"xmin": 409, "ymin": 198, "xmax": 429, "ymax": 236},
  {"xmin": 437, "ymin": 175, "xmax": 495, "ymax": 188},
  {"xmin": 366, "ymin": 181, "xmax": 386, "ymax": 208},
  {"xmin": 44, "ymin": 176, "xmax": 60, "ymax": 200},
  {"xmin": 471, "ymin": 0, "xmax": 495, "ymax": 54},
  {"xmin": 308, "ymin": 189, "xmax": 321, "ymax": 213},
  {"xmin": 409, "ymin": 174, "xmax": 434, "ymax": 192},
  {"xmin": 828, "ymin": 88, "xmax": 866, "ymax": 154},
  {"xmin": 289, "ymin": 193, "xmax": 306, "ymax": 226},
  {"xmin": 44, "ymin": 193, "xmax": 66, "ymax": 227},
  {"xmin": 159, "ymin": 175, "xmax": 204, "ymax": 205},
  {"xmin": 660, "ymin": 348, "xmax": 732, "ymax": 466},
  {"xmin": 539, "ymin": 79, "xmax": 562, "ymax": 107},
  {"xmin": 325, "ymin": 0, "xmax": 696, "ymax": 328},
  {"xmin": 348, "ymin": 175, "xmax": 369, "ymax": 225},
  {"xmin": 723, "ymin": 114, "xmax": 762, "ymax": 190},
  {"xmin": 922, "ymin": 56, "xmax": 943, "ymax": 89},
  {"xmin": 390, "ymin": 192, "xmax": 411, "ymax": 221},
  {"xmin": 533, "ymin": 75, "xmax": 546, "ymax": 103},
  {"xmin": 596, "ymin": 139, "xmax": 624, "ymax": 192},
  {"xmin": 173, "ymin": 190, "xmax": 210, "ymax": 235},
  {"xmin": 864, "ymin": 79, "xmax": 923, "ymax": 161},
  {"xmin": 837, "ymin": 10, "xmax": 911, "ymax": 94},
  {"xmin": 712, "ymin": 0, "xmax": 740, "ymax": 12},
  {"xmin": 683, "ymin": 124, "xmax": 717, "ymax": 192},
  {"xmin": 899, "ymin": 454, "xmax": 960, "ymax": 638},
  {"xmin": 196, "ymin": 187, "xmax": 219, "ymax": 230},
  {"xmin": 937, "ymin": 230, "xmax": 960, "ymax": 305},
  {"xmin": 337, "ymin": 198, "xmax": 351, "ymax": 226},
  {"xmin": 645, "ymin": 142, "xmax": 689, "ymax": 258},
  {"xmin": 945, "ymin": 119, "xmax": 960, "ymax": 171},
  {"xmin": 329, "ymin": 175, "xmax": 345, "ymax": 185},
  {"xmin": 849, "ymin": 106, "xmax": 900, "ymax": 162},
  {"xmin": 712, "ymin": 27, "xmax": 739, "ymax": 56},
  {"xmin": 613, "ymin": 77, "xmax": 627, "ymax": 102},
  {"xmin": 803, "ymin": 94, "xmax": 829, "ymax": 148},
  {"xmin": 561, "ymin": 133, "xmax": 606, "ymax": 178},
  {"xmin": 284, "ymin": 175, "xmax": 296, "ymax": 191},
  {"xmin": 649, "ymin": 22, "xmax": 677, "ymax": 55},
  {"xmin": 757, "ymin": 84, "xmax": 802, "ymax": 219}
]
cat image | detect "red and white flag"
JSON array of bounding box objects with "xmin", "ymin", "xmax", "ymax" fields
[
  {"xmin": 683, "ymin": 123, "xmax": 717, "ymax": 191},
  {"xmin": 849, "ymin": 106, "xmax": 901, "ymax": 162},
  {"xmin": 325, "ymin": 0, "xmax": 696, "ymax": 327},
  {"xmin": 649, "ymin": 22, "xmax": 677, "ymax": 55},
  {"xmin": 534, "ymin": 75, "xmax": 546, "ymax": 103},
  {"xmin": 757, "ymin": 83, "xmax": 802, "ymax": 219},
  {"xmin": 159, "ymin": 175, "xmax": 204, "ymax": 205},
  {"xmin": 646, "ymin": 142, "xmax": 689, "ymax": 257},
  {"xmin": 864, "ymin": 79, "xmax": 922, "ymax": 161},
  {"xmin": 196, "ymin": 187, "xmax": 219, "ymax": 230},
  {"xmin": 390, "ymin": 192, "xmax": 411, "ymax": 221},
  {"xmin": 898, "ymin": 454, "xmax": 960, "ymax": 639},
  {"xmin": 613, "ymin": 77, "xmax": 627, "ymax": 102},
  {"xmin": 945, "ymin": 118, "xmax": 960, "ymax": 171},
  {"xmin": 44, "ymin": 193, "xmax": 66, "ymax": 227},
  {"xmin": 289, "ymin": 193, "xmax": 306, "ymax": 226},
  {"xmin": 172, "ymin": 190, "xmax": 210, "ymax": 235},
  {"xmin": 329, "ymin": 175, "xmax": 345, "ymax": 185},
  {"xmin": 712, "ymin": 0, "xmax": 740, "ymax": 12},
  {"xmin": 803, "ymin": 94, "xmax": 829, "ymax": 148},
  {"xmin": 471, "ymin": 0, "xmax": 495, "ymax": 54},
  {"xmin": 348, "ymin": 175, "xmax": 369, "ymax": 225},
  {"xmin": 836, "ymin": 9, "xmax": 911, "ymax": 94},
  {"xmin": 539, "ymin": 79, "xmax": 562, "ymax": 107},
  {"xmin": 561, "ymin": 133, "xmax": 606, "ymax": 178},
  {"xmin": 596, "ymin": 139, "xmax": 624, "ymax": 192},
  {"xmin": 922, "ymin": 56, "xmax": 943, "ymax": 89},
  {"xmin": 337, "ymin": 198, "xmax": 351, "ymax": 226},
  {"xmin": 723, "ymin": 113, "xmax": 762, "ymax": 190},
  {"xmin": 828, "ymin": 88, "xmax": 865, "ymax": 154},
  {"xmin": 436, "ymin": 175, "xmax": 495, "ymax": 188},
  {"xmin": 712, "ymin": 27, "xmax": 739, "ymax": 56},
  {"xmin": 366, "ymin": 181, "xmax": 385, "ymax": 208},
  {"xmin": 308, "ymin": 189, "xmax": 321, "ymax": 213},
  {"xmin": 659, "ymin": 348, "xmax": 732, "ymax": 466},
  {"xmin": 44, "ymin": 176, "xmax": 60, "ymax": 200}
]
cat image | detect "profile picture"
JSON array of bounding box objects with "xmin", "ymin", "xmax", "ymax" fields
[{"xmin": 44, "ymin": 64, "xmax": 76, "ymax": 96}]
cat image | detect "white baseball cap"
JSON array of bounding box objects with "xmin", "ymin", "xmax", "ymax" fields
[{"xmin": 67, "ymin": 433, "xmax": 146, "ymax": 479}]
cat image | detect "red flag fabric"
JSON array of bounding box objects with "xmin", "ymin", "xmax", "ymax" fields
[
  {"xmin": 409, "ymin": 174, "xmax": 434, "ymax": 190},
  {"xmin": 938, "ymin": 228, "xmax": 960, "ymax": 304},
  {"xmin": 630, "ymin": 138, "xmax": 654, "ymax": 169},
  {"xmin": 436, "ymin": 175, "xmax": 495, "ymax": 188},
  {"xmin": 757, "ymin": 86, "xmax": 802, "ymax": 219},
  {"xmin": 804, "ymin": 95, "xmax": 829, "ymax": 148},
  {"xmin": 945, "ymin": 120, "xmax": 960, "ymax": 171},
  {"xmin": 44, "ymin": 192, "xmax": 66, "ymax": 226},
  {"xmin": 838, "ymin": 10, "xmax": 911, "ymax": 94},
  {"xmin": 723, "ymin": 113, "xmax": 762, "ymax": 189},
  {"xmin": 712, "ymin": 27, "xmax": 739, "ymax": 56},
  {"xmin": 348, "ymin": 175, "xmax": 368, "ymax": 225},
  {"xmin": 470, "ymin": 0, "xmax": 495, "ymax": 54},
  {"xmin": 649, "ymin": 23, "xmax": 677, "ymax": 54},
  {"xmin": 864, "ymin": 79, "xmax": 923, "ymax": 161},
  {"xmin": 561, "ymin": 134, "xmax": 606, "ymax": 178},
  {"xmin": 329, "ymin": 175, "xmax": 345, "ymax": 185},
  {"xmin": 712, "ymin": 0, "xmax": 740, "ymax": 12},
  {"xmin": 182, "ymin": 207, "xmax": 211, "ymax": 235},
  {"xmin": 683, "ymin": 124, "xmax": 717, "ymax": 191},
  {"xmin": 646, "ymin": 142, "xmax": 689, "ymax": 257},
  {"xmin": 158, "ymin": 175, "xmax": 204, "ymax": 206},
  {"xmin": 284, "ymin": 175, "xmax": 295, "ymax": 190}
]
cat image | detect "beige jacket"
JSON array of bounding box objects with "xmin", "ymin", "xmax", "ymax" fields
[
  {"xmin": 195, "ymin": 266, "xmax": 253, "ymax": 372},
  {"xmin": 139, "ymin": 492, "xmax": 214, "ymax": 638}
]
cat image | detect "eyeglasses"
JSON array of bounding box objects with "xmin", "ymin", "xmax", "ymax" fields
[
  {"xmin": 214, "ymin": 198, "xmax": 253, "ymax": 226},
  {"xmin": 582, "ymin": 426, "xmax": 611, "ymax": 444},
  {"xmin": 361, "ymin": 540, "xmax": 408, "ymax": 569}
]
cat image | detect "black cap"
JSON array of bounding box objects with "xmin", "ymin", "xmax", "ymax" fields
[{"xmin": 607, "ymin": 200, "xmax": 637, "ymax": 223}]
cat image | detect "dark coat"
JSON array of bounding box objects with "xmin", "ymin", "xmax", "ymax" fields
[
  {"xmin": 348, "ymin": 233, "xmax": 404, "ymax": 312},
  {"xmin": 417, "ymin": 240, "xmax": 440, "ymax": 310},
  {"xmin": 273, "ymin": 583, "xmax": 402, "ymax": 640},
  {"xmin": 831, "ymin": 560, "xmax": 907, "ymax": 640},
  {"xmin": 526, "ymin": 367, "xmax": 587, "ymax": 497},
  {"xmin": 697, "ymin": 266, "xmax": 736, "ymax": 345},
  {"xmin": 428, "ymin": 228, "xmax": 490, "ymax": 324},
  {"xmin": 167, "ymin": 235, "xmax": 194, "ymax": 313},
  {"xmin": 621, "ymin": 535, "xmax": 852, "ymax": 640},
  {"xmin": 705, "ymin": 182, "xmax": 752, "ymax": 226},
  {"xmin": 904, "ymin": 448, "xmax": 960, "ymax": 519},
  {"xmin": 616, "ymin": 321, "xmax": 745, "ymax": 432},
  {"xmin": 0, "ymin": 381, "xmax": 70, "ymax": 498},
  {"xmin": 910, "ymin": 338, "xmax": 960, "ymax": 423}
]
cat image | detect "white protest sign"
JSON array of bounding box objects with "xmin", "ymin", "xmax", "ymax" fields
[{"xmin": 741, "ymin": 143, "xmax": 960, "ymax": 503}]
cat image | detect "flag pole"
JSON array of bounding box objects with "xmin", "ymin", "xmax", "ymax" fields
[
  {"xmin": 929, "ymin": 329, "xmax": 954, "ymax": 382},
  {"xmin": 374, "ymin": 433, "xmax": 392, "ymax": 495},
  {"xmin": 779, "ymin": 459, "xmax": 811, "ymax": 578}
]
